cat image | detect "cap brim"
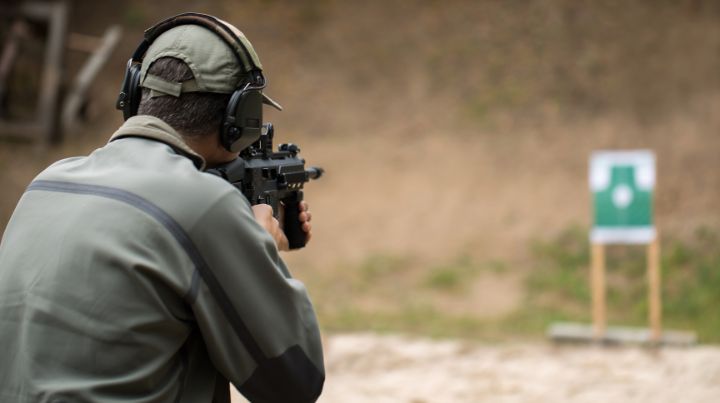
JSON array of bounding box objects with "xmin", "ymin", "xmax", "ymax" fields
[{"xmin": 262, "ymin": 93, "xmax": 283, "ymax": 111}]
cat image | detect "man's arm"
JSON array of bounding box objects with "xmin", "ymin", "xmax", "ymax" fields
[{"xmin": 188, "ymin": 191, "xmax": 324, "ymax": 402}]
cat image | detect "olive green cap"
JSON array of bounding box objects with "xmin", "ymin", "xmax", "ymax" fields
[{"xmin": 139, "ymin": 22, "xmax": 282, "ymax": 110}]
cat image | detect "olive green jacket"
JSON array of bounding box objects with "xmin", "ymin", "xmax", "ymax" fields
[{"xmin": 0, "ymin": 116, "xmax": 324, "ymax": 403}]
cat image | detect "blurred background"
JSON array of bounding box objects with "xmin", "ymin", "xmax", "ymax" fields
[{"xmin": 1, "ymin": 0, "xmax": 719, "ymax": 400}]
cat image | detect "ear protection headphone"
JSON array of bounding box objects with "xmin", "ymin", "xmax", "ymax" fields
[{"xmin": 116, "ymin": 13, "xmax": 271, "ymax": 152}]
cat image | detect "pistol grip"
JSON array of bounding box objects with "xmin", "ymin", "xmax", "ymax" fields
[{"xmin": 282, "ymin": 192, "xmax": 306, "ymax": 250}]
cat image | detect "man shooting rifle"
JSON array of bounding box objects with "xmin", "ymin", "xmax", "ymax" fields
[{"xmin": 0, "ymin": 12, "xmax": 325, "ymax": 403}]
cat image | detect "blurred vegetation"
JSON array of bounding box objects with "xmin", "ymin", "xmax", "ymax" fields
[
  {"xmin": 308, "ymin": 253, "xmax": 519, "ymax": 341},
  {"xmin": 311, "ymin": 225, "xmax": 720, "ymax": 343},
  {"xmin": 528, "ymin": 225, "xmax": 720, "ymax": 343}
]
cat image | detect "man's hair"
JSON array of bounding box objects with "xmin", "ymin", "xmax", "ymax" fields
[{"xmin": 137, "ymin": 57, "xmax": 230, "ymax": 137}]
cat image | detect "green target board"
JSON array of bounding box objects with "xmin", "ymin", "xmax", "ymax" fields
[{"xmin": 590, "ymin": 151, "xmax": 656, "ymax": 244}]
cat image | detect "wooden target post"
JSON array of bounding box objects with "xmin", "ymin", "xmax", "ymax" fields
[
  {"xmin": 590, "ymin": 237, "xmax": 662, "ymax": 343},
  {"xmin": 647, "ymin": 238, "xmax": 662, "ymax": 341},
  {"xmin": 590, "ymin": 242, "xmax": 607, "ymax": 339},
  {"xmin": 549, "ymin": 150, "xmax": 694, "ymax": 346}
]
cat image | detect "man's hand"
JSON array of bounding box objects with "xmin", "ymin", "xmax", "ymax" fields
[
  {"xmin": 252, "ymin": 201, "xmax": 312, "ymax": 251},
  {"xmin": 298, "ymin": 201, "xmax": 312, "ymax": 245},
  {"xmin": 252, "ymin": 204, "xmax": 289, "ymax": 251}
]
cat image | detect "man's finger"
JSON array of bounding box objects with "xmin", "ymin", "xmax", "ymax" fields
[{"xmin": 299, "ymin": 211, "xmax": 312, "ymax": 223}]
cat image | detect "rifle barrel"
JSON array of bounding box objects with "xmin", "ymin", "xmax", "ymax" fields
[{"xmin": 306, "ymin": 167, "xmax": 324, "ymax": 180}]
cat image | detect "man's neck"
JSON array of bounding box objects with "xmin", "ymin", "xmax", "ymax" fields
[{"xmin": 183, "ymin": 133, "xmax": 237, "ymax": 168}]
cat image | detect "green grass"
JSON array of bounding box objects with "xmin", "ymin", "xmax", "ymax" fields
[
  {"xmin": 423, "ymin": 255, "xmax": 475, "ymax": 290},
  {"xmin": 319, "ymin": 303, "xmax": 513, "ymax": 341},
  {"xmin": 527, "ymin": 225, "xmax": 720, "ymax": 343},
  {"xmin": 308, "ymin": 253, "xmax": 516, "ymax": 340},
  {"xmin": 311, "ymin": 226, "xmax": 720, "ymax": 344},
  {"xmin": 422, "ymin": 256, "xmax": 508, "ymax": 291}
]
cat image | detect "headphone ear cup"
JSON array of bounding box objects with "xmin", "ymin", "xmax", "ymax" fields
[
  {"xmin": 116, "ymin": 59, "xmax": 143, "ymax": 120},
  {"xmin": 221, "ymin": 88, "xmax": 264, "ymax": 152},
  {"xmin": 126, "ymin": 63, "xmax": 143, "ymax": 119}
]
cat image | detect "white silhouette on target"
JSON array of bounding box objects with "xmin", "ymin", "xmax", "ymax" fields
[{"xmin": 612, "ymin": 184, "xmax": 633, "ymax": 209}]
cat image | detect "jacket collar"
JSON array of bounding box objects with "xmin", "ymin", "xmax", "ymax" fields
[{"xmin": 109, "ymin": 115, "xmax": 206, "ymax": 170}]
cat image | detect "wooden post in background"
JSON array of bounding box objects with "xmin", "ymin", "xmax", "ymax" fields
[
  {"xmin": 647, "ymin": 237, "xmax": 662, "ymax": 342},
  {"xmin": 546, "ymin": 151, "xmax": 691, "ymax": 345},
  {"xmin": 591, "ymin": 243, "xmax": 606, "ymax": 340}
]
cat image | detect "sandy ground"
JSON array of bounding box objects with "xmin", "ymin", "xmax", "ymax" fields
[{"xmin": 232, "ymin": 333, "xmax": 720, "ymax": 403}]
